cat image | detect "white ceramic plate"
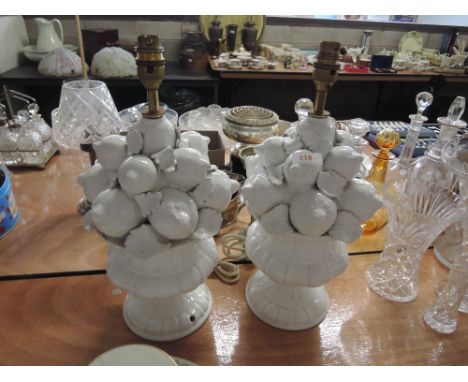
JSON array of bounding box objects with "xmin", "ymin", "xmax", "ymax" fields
[
  {"xmin": 22, "ymin": 44, "xmax": 79, "ymax": 62},
  {"xmin": 89, "ymin": 344, "xmax": 178, "ymax": 366},
  {"xmin": 398, "ymin": 31, "xmax": 423, "ymax": 53}
]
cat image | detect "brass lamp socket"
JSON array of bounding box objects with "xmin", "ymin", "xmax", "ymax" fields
[
  {"xmin": 311, "ymin": 41, "xmax": 341, "ymax": 117},
  {"xmin": 135, "ymin": 34, "xmax": 166, "ymax": 119}
]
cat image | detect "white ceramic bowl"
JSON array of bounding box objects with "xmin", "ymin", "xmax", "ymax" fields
[{"xmin": 22, "ymin": 44, "xmax": 78, "ymax": 63}]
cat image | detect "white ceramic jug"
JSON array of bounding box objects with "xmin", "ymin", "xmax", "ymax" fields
[{"xmin": 35, "ymin": 17, "xmax": 63, "ymax": 52}]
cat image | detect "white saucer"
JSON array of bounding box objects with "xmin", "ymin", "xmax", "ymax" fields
[
  {"xmin": 89, "ymin": 344, "xmax": 177, "ymax": 366},
  {"xmin": 22, "ymin": 44, "xmax": 79, "ymax": 62}
]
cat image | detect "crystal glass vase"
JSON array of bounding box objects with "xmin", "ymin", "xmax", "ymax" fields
[
  {"xmin": 366, "ymin": 178, "xmax": 462, "ymax": 303},
  {"xmin": 423, "ymin": 133, "xmax": 468, "ymax": 333}
]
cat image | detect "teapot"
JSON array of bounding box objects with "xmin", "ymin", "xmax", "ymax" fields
[{"xmin": 35, "ymin": 17, "xmax": 63, "ymax": 52}]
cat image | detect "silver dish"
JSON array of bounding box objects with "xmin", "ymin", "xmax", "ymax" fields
[
  {"xmin": 0, "ymin": 140, "xmax": 58, "ymax": 169},
  {"xmin": 223, "ymin": 105, "xmax": 279, "ymax": 144}
]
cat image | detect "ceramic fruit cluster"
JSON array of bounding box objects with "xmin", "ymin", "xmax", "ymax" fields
[
  {"xmin": 242, "ymin": 114, "xmax": 382, "ymax": 330},
  {"xmin": 78, "ymin": 115, "xmax": 239, "ymax": 341}
]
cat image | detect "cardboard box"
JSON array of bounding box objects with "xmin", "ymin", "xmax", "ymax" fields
[{"xmin": 181, "ymin": 130, "xmax": 226, "ymax": 167}]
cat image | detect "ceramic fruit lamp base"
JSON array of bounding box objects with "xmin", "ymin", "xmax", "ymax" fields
[
  {"xmin": 245, "ymin": 222, "xmax": 349, "ymax": 329},
  {"xmin": 106, "ymin": 238, "xmax": 218, "ymax": 341},
  {"xmin": 78, "ymin": 35, "xmax": 239, "ymax": 341},
  {"xmin": 242, "ymin": 42, "xmax": 382, "ymax": 331},
  {"xmin": 242, "ymin": 114, "xmax": 381, "ymax": 331},
  {"xmin": 246, "ymin": 272, "xmax": 328, "ymax": 330},
  {"xmin": 123, "ymin": 284, "xmax": 213, "ymax": 341}
]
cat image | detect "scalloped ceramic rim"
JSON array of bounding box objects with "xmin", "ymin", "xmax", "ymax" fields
[{"xmin": 398, "ymin": 31, "xmax": 423, "ymax": 53}]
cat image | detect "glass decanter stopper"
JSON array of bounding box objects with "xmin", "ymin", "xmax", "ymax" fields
[
  {"xmin": 397, "ymin": 92, "xmax": 433, "ymax": 174},
  {"xmin": 408, "ymin": 96, "xmax": 466, "ymax": 190},
  {"xmin": 294, "ymin": 98, "xmax": 314, "ymax": 121},
  {"xmin": 27, "ymin": 103, "xmax": 40, "ymax": 120},
  {"xmin": 348, "ymin": 118, "xmax": 370, "ymax": 154},
  {"xmin": 363, "ymin": 128, "xmax": 400, "ymax": 234}
]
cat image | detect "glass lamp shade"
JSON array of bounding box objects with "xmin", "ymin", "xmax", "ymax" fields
[{"xmin": 53, "ymin": 80, "xmax": 121, "ymax": 148}]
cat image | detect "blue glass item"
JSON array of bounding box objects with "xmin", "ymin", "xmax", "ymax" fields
[{"xmin": 0, "ymin": 166, "xmax": 20, "ymax": 239}]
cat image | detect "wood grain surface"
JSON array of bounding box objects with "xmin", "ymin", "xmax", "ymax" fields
[
  {"xmin": 0, "ymin": 251, "xmax": 465, "ymax": 366},
  {"xmin": 0, "ymin": 148, "xmax": 385, "ymax": 278},
  {"xmin": 0, "ymin": 150, "xmax": 107, "ymax": 277}
]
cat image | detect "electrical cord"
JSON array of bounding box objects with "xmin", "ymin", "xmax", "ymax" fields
[{"xmin": 214, "ymin": 228, "xmax": 249, "ymax": 284}]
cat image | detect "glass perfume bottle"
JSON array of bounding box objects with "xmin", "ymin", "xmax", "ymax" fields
[
  {"xmin": 363, "ymin": 128, "xmax": 400, "ymax": 234},
  {"xmin": 397, "ymin": 92, "xmax": 433, "ymax": 174},
  {"xmin": 408, "ymin": 96, "xmax": 466, "ymax": 190}
]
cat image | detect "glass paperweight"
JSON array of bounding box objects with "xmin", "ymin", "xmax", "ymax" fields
[
  {"xmin": 366, "ymin": 178, "xmax": 463, "ymax": 303},
  {"xmin": 53, "ymin": 80, "xmax": 122, "ymax": 148}
]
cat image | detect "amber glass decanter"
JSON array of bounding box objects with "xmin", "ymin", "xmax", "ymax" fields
[{"xmin": 362, "ymin": 127, "xmax": 400, "ymax": 234}]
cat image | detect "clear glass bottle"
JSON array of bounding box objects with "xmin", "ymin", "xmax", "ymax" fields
[
  {"xmin": 408, "ymin": 96, "xmax": 466, "ymax": 191},
  {"xmin": 397, "ymin": 91, "xmax": 433, "ymax": 174}
]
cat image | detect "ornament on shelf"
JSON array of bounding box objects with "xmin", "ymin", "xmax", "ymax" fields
[
  {"xmin": 38, "ymin": 47, "xmax": 86, "ymax": 77},
  {"xmin": 91, "ymin": 47, "xmax": 137, "ymax": 78},
  {"xmin": 242, "ymin": 41, "xmax": 382, "ymax": 330},
  {"xmin": 78, "ymin": 35, "xmax": 240, "ymax": 341}
]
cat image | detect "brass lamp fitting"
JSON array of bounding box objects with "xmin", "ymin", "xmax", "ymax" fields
[
  {"xmin": 312, "ymin": 41, "xmax": 341, "ymax": 117},
  {"xmin": 135, "ymin": 34, "xmax": 166, "ymax": 119}
]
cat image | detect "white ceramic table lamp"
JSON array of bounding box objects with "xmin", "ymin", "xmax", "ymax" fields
[
  {"xmin": 242, "ymin": 41, "xmax": 382, "ymax": 330},
  {"xmin": 78, "ymin": 35, "xmax": 239, "ymax": 341}
]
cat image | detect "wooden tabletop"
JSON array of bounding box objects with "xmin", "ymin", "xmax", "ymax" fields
[
  {"xmin": 1, "ymin": 146, "xmax": 467, "ymax": 365},
  {"xmin": 1, "ymin": 148, "xmax": 386, "ymax": 278},
  {"xmin": 0, "ymin": 150, "xmax": 107, "ymax": 278},
  {"xmin": 0, "ymin": 252, "xmax": 465, "ymax": 366}
]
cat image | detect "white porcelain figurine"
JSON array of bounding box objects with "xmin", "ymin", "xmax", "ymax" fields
[
  {"xmin": 78, "ymin": 115, "xmax": 239, "ymax": 341},
  {"xmin": 243, "ymin": 113, "xmax": 381, "ymax": 330}
]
